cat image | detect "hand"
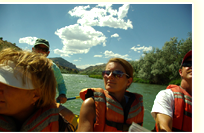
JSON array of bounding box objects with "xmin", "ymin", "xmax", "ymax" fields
[{"xmin": 57, "ymin": 94, "xmax": 67, "ymax": 104}]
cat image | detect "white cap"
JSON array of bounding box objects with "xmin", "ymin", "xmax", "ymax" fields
[{"xmin": 0, "ymin": 61, "xmax": 34, "ymax": 90}]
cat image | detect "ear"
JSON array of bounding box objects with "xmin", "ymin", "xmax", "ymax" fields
[
  {"xmin": 46, "ymin": 51, "xmax": 50, "ymax": 56},
  {"xmin": 32, "ymin": 47, "xmax": 35, "ymax": 52},
  {"xmin": 179, "ymin": 68, "xmax": 182, "ymax": 77},
  {"xmin": 32, "ymin": 90, "xmax": 40, "ymax": 105},
  {"xmin": 127, "ymin": 77, "xmax": 133, "ymax": 87}
]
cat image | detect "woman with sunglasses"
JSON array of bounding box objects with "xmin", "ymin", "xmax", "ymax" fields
[{"xmin": 77, "ymin": 58, "xmax": 144, "ymax": 132}]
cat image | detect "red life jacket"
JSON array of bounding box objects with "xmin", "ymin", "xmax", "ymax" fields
[
  {"xmin": 0, "ymin": 104, "xmax": 59, "ymax": 131},
  {"xmin": 80, "ymin": 88, "xmax": 144, "ymax": 132},
  {"xmin": 154, "ymin": 85, "xmax": 192, "ymax": 132},
  {"xmin": 167, "ymin": 85, "xmax": 192, "ymax": 132}
]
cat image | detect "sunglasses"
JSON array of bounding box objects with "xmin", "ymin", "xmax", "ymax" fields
[
  {"xmin": 182, "ymin": 61, "xmax": 192, "ymax": 67},
  {"xmin": 102, "ymin": 70, "xmax": 130, "ymax": 79},
  {"xmin": 34, "ymin": 45, "xmax": 49, "ymax": 53}
]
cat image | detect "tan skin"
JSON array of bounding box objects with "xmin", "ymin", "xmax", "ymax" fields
[
  {"xmin": 77, "ymin": 62, "xmax": 132, "ymax": 132},
  {"xmin": 0, "ymin": 82, "xmax": 40, "ymax": 128},
  {"xmin": 155, "ymin": 58, "xmax": 192, "ymax": 132}
]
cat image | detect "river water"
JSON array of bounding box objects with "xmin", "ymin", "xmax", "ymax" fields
[{"xmin": 57, "ymin": 74, "xmax": 167, "ymax": 131}]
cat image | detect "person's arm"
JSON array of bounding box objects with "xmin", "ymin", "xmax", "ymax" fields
[
  {"xmin": 77, "ymin": 97, "xmax": 95, "ymax": 132},
  {"xmin": 155, "ymin": 113, "xmax": 173, "ymax": 132},
  {"xmin": 52, "ymin": 63, "xmax": 67, "ymax": 103},
  {"xmin": 151, "ymin": 89, "xmax": 174, "ymax": 132}
]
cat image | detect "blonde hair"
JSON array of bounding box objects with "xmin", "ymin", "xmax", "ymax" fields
[{"xmin": 0, "ymin": 48, "xmax": 56, "ymax": 108}]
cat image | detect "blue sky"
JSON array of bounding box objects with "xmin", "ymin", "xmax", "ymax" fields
[{"xmin": 0, "ymin": 4, "xmax": 192, "ymax": 69}]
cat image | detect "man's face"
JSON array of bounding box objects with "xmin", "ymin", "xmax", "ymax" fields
[
  {"xmin": 179, "ymin": 58, "xmax": 192, "ymax": 81},
  {"xmin": 32, "ymin": 44, "xmax": 50, "ymax": 57}
]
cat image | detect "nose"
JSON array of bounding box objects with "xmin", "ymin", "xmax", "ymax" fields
[
  {"xmin": 107, "ymin": 72, "xmax": 115, "ymax": 79},
  {"xmin": 0, "ymin": 89, "xmax": 3, "ymax": 95},
  {"xmin": 0, "ymin": 83, "xmax": 5, "ymax": 94},
  {"xmin": 0, "ymin": 90, "xmax": 3, "ymax": 95}
]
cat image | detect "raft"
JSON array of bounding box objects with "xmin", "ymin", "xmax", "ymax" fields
[{"xmin": 70, "ymin": 114, "xmax": 79, "ymax": 131}]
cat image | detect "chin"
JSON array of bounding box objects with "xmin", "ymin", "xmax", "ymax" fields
[{"xmin": 105, "ymin": 86, "xmax": 115, "ymax": 91}]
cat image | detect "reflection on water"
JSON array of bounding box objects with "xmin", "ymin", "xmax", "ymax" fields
[{"xmin": 57, "ymin": 74, "xmax": 166, "ymax": 130}]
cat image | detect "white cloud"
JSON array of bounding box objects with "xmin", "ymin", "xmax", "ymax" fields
[
  {"xmin": 19, "ymin": 37, "xmax": 38, "ymax": 46},
  {"xmin": 131, "ymin": 46, "xmax": 152, "ymax": 52},
  {"xmin": 118, "ymin": 4, "xmax": 130, "ymax": 19},
  {"xmin": 68, "ymin": 4, "xmax": 133, "ymax": 30},
  {"xmin": 74, "ymin": 59, "xmax": 81, "ymax": 62},
  {"xmin": 94, "ymin": 55, "xmax": 103, "ymax": 57},
  {"xmin": 137, "ymin": 44, "xmax": 140, "ymax": 46},
  {"xmin": 111, "ymin": 33, "xmax": 119, "ymax": 38},
  {"xmin": 54, "ymin": 4, "xmax": 133, "ymax": 57},
  {"xmin": 54, "ymin": 24, "xmax": 107, "ymax": 56},
  {"xmin": 104, "ymin": 50, "xmax": 131, "ymax": 60}
]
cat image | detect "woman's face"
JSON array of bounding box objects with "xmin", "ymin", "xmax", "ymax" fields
[
  {"xmin": 103, "ymin": 62, "xmax": 132, "ymax": 94},
  {"xmin": 0, "ymin": 82, "xmax": 37, "ymax": 118}
]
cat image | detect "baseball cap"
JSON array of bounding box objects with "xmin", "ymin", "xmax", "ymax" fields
[
  {"xmin": 0, "ymin": 61, "xmax": 34, "ymax": 90},
  {"xmin": 181, "ymin": 50, "xmax": 192, "ymax": 66},
  {"xmin": 34, "ymin": 38, "xmax": 50, "ymax": 48}
]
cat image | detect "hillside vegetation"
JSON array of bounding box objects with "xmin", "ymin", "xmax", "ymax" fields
[{"xmin": 0, "ymin": 37, "xmax": 21, "ymax": 51}]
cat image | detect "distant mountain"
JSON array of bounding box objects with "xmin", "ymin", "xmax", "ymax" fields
[
  {"xmin": 79, "ymin": 63, "xmax": 106, "ymax": 75},
  {"xmin": 49, "ymin": 57, "xmax": 78, "ymax": 70}
]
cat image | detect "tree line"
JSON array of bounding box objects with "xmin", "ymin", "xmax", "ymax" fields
[{"xmin": 130, "ymin": 32, "xmax": 192, "ymax": 85}]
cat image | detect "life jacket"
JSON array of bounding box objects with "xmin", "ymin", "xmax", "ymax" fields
[
  {"xmin": 80, "ymin": 88, "xmax": 144, "ymax": 132},
  {"xmin": 0, "ymin": 104, "xmax": 59, "ymax": 131},
  {"xmin": 154, "ymin": 85, "xmax": 192, "ymax": 132}
]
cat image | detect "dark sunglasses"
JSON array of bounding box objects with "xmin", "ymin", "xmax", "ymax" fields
[
  {"xmin": 102, "ymin": 70, "xmax": 130, "ymax": 79},
  {"xmin": 182, "ymin": 61, "xmax": 192, "ymax": 67},
  {"xmin": 34, "ymin": 45, "xmax": 49, "ymax": 53}
]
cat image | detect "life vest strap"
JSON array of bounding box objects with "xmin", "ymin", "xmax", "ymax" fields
[{"xmin": 105, "ymin": 119, "xmax": 131, "ymax": 131}]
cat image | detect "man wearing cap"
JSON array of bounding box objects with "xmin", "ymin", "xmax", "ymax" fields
[
  {"xmin": 32, "ymin": 38, "xmax": 67, "ymax": 103},
  {"xmin": 151, "ymin": 50, "xmax": 192, "ymax": 132},
  {"xmin": 32, "ymin": 38, "xmax": 75, "ymax": 124}
]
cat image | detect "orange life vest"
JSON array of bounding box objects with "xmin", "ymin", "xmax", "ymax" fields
[
  {"xmin": 0, "ymin": 104, "xmax": 59, "ymax": 131},
  {"xmin": 154, "ymin": 85, "xmax": 192, "ymax": 132},
  {"xmin": 167, "ymin": 85, "xmax": 192, "ymax": 132},
  {"xmin": 80, "ymin": 88, "xmax": 144, "ymax": 132}
]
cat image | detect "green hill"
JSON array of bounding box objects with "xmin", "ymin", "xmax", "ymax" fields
[
  {"xmin": 49, "ymin": 57, "xmax": 78, "ymax": 70},
  {"xmin": 0, "ymin": 37, "xmax": 22, "ymax": 51}
]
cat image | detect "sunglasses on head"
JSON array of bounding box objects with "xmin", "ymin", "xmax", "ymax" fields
[
  {"xmin": 182, "ymin": 61, "xmax": 192, "ymax": 67},
  {"xmin": 102, "ymin": 70, "xmax": 130, "ymax": 79},
  {"xmin": 34, "ymin": 45, "xmax": 49, "ymax": 53}
]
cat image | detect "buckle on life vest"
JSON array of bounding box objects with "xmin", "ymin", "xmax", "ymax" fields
[{"xmin": 122, "ymin": 124, "xmax": 130, "ymax": 131}]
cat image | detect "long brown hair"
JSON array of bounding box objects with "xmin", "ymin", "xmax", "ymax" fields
[{"xmin": 0, "ymin": 48, "xmax": 56, "ymax": 108}]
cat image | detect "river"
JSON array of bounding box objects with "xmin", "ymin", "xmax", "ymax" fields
[{"xmin": 57, "ymin": 74, "xmax": 167, "ymax": 131}]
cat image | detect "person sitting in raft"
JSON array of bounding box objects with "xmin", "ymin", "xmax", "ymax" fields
[
  {"xmin": 0, "ymin": 48, "xmax": 73, "ymax": 131},
  {"xmin": 77, "ymin": 57, "xmax": 144, "ymax": 132},
  {"xmin": 151, "ymin": 50, "xmax": 192, "ymax": 132}
]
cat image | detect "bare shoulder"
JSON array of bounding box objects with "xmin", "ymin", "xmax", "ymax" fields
[
  {"xmin": 78, "ymin": 97, "xmax": 95, "ymax": 131},
  {"xmin": 80, "ymin": 97, "xmax": 95, "ymax": 117}
]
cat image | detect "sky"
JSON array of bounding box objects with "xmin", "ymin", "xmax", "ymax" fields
[{"xmin": 0, "ymin": 4, "xmax": 192, "ymax": 69}]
